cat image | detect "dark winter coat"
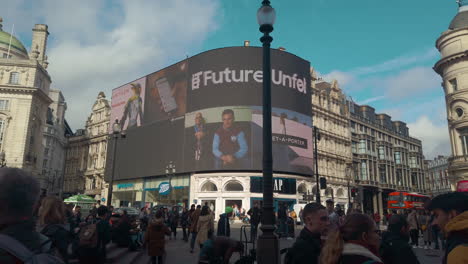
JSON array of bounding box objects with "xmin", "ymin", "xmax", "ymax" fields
[
  {"xmin": 287, "ymin": 227, "xmax": 322, "ymax": 264},
  {"xmin": 380, "ymin": 230, "xmax": 420, "ymax": 264},
  {"xmin": 339, "ymin": 243, "xmax": 383, "ymax": 264},
  {"xmin": 41, "ymin": 223, "xmax": 72, "ymax": 263},
  {"xmin": 180, "ymin": 211, "xmax": 190, "ymax": 228},
  {"xmin": 144, "ymin": 219, "xmax": 170, "ymax": 257},
  {"xmin": 189, "ymin": 208, "xmax": 201, "ymax": 233},
  {"xmin": 217, "ymin": 213, "xmax": 230, "ymax": 237},
  {"xmin": 0, "ymin": 220, "xmax": 49, "ymax": 264},
  {"xmin": 247, "ymin": 207, "xmax": 261, "ymax": 225}
]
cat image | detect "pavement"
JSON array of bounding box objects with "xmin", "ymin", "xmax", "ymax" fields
[{"xmin": 118, "ymin": 223, "xmax": 443, "ymax": 264}]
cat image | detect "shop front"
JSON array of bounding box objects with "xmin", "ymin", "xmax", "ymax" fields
[
  {"xmin": 111, "ymin": 180, "xmax": 144, "ymax": 208},
  {"xmin": 250, "ymin": 176, "xmax": 297, "ymax": 211},
  {"xmin": 144, "ymin": 175, "xmax": 190, "ymax": 208}
]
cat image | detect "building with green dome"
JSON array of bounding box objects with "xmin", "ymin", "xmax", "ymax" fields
[{"xmin": 0, "ymin": 17, "xmax": 69, "ymax": 195}]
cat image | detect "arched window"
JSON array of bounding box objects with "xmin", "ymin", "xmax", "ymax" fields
[
  {"xmin": 297, "ymin": 183, "xmax": 307, "ymax": 194},
  {"xmin": 201, "ymin": 181, "xmax": 217, "ymax": 192},
  {"xmin": 337, "ymin": 188, "xmax": 345, "ymax": 197},
  {"xmin": 224, "ymin": 181, "xmax": 244, "ymax": 192}
]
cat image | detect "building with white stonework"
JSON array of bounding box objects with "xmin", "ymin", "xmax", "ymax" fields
[
  {"xmin": 434, "ymin": 1, "xmax": 468, "ymax": 189},
  {"xmin": 0, "ymin": 18, "xmax": 61, "ymax": 192},
  {"xmin": 311, "ymin": 77, "xmax": 353, "ymax": 210},
  {"xmin": 42, "ymin": 89, "xmax": 72, "ymax": 195},
  {"xmin": 63, "ymin": 92, "xmax": 110, "ymax": 200},
  {"xmin": 426, "ymin": 156, "xmax": 452, "ymax": 196}
]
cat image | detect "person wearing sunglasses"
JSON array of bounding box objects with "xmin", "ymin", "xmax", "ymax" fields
[
  {"xmin": 320, "ymin": 213, "xmax": 383, "ymax": 264},
  {"xmin": 285, "ymin": 203, "xmax": 329, "ymax": 264}
]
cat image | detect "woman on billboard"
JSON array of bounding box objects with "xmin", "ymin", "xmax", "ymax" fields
[
  {"xmin": 193, "ymin": 112, "xmax": 208, "ymax": 169},
  {"xmin": 120, "ymin": 83, "xmax": 143, "ymax": 130}
]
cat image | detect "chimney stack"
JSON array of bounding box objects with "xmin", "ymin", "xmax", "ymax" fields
[
  {"xmin": 244, "ymin": 40, "xmax": 250, "ymax": 47},
  {"xmin": 31, "ymin": 24, "xmax": 49, "ymax": 64},
  {"xmin": 278, "ymin": 47, "xmax": 286, "ymax": 51}
]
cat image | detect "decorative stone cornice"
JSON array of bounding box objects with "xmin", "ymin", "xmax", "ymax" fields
[{"xmin": 434, "ymin": 50, "xmax": 468, "ymax": 75}]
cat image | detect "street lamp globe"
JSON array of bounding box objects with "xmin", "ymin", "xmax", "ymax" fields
[
  {"xmin": 112, "ymin": 119, "xmax": 121, "ymax": 134},
  {"xmin": 257, "ymin": 1, "xmax": 276, "ymax": 32}
]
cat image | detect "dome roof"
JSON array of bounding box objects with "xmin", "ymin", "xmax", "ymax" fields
[
  {"xmin": 0, "ymin": 18, "xmax": 29, "ymax": 59},
  {"xmin": 449, "ymin": 10, "xmax": 468, "ymax": 30}
]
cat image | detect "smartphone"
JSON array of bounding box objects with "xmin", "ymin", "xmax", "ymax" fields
[{"xmin": 155, "ymin": 77, "xmax": 178, "ymax": 113}]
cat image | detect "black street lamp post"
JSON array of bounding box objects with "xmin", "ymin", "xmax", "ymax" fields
[
  {"xmin": 313, "ymin": 126, "xmax": 321, "ymax": 203},
  {"xmin": 107, "ymin": 119, "xmax": 126, "ymax": 207},
  {"xmin": 257, "ymin": 1, "xmax": 279, "ymax": 263}
]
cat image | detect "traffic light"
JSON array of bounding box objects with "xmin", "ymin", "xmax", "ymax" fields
[
  {"xmin": 351, "ymin": 188, "xmax": 357, "ymax": 197},
  {"xmin": 320, "ymin": 177, "xmax": 327, "ymax": 189}
]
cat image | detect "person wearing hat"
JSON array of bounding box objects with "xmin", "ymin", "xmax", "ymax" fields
[
  {"xmin": 121, "ymin": 82, "xmax": 143, "ymax": 130},
  {"xmin": 217, "ymin": 207, "xmax": 233, "ymax": 237}
]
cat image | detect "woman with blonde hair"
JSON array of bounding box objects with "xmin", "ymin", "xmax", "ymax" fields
[
  {"xmin": 320, "ymin": 213, "xmax": 383, "ymax": 264},
  {"xmin": 38, "ymin": 196, "xmax": 71, "ymax": 263}
]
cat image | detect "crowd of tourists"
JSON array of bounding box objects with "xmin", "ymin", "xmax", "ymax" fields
[{"xmin": 0, "ymin": 167, "xmax": 467, "ymax": 264}]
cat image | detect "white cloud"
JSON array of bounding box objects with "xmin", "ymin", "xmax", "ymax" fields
[
  {"xmin": 408, "ymin": 116, "xmax": 451, "ymax": 159},
  {"xmin": 322, "ymin": 70, "xmax": 355, "ymax": 87},
  {"xmin": 358, "ymin": 96, "xmax": 385, "ymax": 105},
  {"xmin": 3, "ymin": 0, "xmax": 220, "ymax": 130},
  {"xmin": 383, "ymin": 67, "xmax": 441, "ymax": 99}
]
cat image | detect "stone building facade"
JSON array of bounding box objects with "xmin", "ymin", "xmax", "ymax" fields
[
  {"xmin": 0, "ymin": 18, "xmax": 63, "ymax": 192},
  {"xmin": 63, "ymin": 92, "xmax": 110, "ymax": 199},
  {"xmin": 426, "ymin": 156, "xmax": 451, "ymax": 196},
  {"xmin": 311, "ymin": 75, "xmax": 353, "ymax": 209},
  {"xmin": 347, "ymin": 101, "xmax": 427, "ymax": 214},
  {"xmin": 434, "ymin": 1, "xmax": 468, "ymax": 189}
]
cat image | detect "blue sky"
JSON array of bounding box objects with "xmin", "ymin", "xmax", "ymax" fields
[{"xmin": 2, "ymin": 0, "xmax": 457, "ymax": 158}]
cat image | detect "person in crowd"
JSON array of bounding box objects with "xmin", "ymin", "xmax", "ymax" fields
[
  {"xmin": 380, "ymin": 214, "xmax": 420, "ymax": 264},
  {"xmin": 326, "ymin": 199, "xmax": 340, "ymax": 231},
  {"xmin": 169, "ymin": 207, "xmax": 180, "ymax": 240},
  {"xmin": 38, "ymin": 196, "xmax": 73, "ymax": 263},
  {"xmin": 199, "ymin": 230, "xmax": 243, "ymax": 264},
  {"xmin": 247, "ymin": 202, "xmax": 262, "ymax": 242},
  {"xmin": 286, "ymin": 203, "xmax": 329, "ymax": 264},
  {"xmin": 180, "ymin": 207, "xmax": 190, "ymax": 242},
  {"xmin": 196, "ymin": 206, "xmax": 214, "ymax": 249},
  {"xmin": 0, "ymin": 168, "xmax": 54, "ymax": 264},
  {"xmin": 163, "ymin": 208, "xmax": 170, "ymax": 226},
  {"xmin": 430, "ymin": 210, "xmax": 444, "ymax": 250},
  {"xmin": 77, "ymin": 205, "xmax": 111, "ymax": 264},
  {"xmin": 139, "ymin": 207, "xmax": 149, "ymax": 244},
  {"xmin": 277, "ymin": 204, "xmax": 289, "ymax": 238},
  {"xmin": 290, "ymin": 209, "xmax": 298, "ymax": 225},
  {"xmin": 212, "ymin": 109, "xmax": 248, "ymax": 169},
  {"xmin": 144, "ymin": 211, "xmax": 171, "ymax": 264},
  {"xmin": 419, "ymin": 210, "xmax": 433, "ymax": 249},
  {"xmin": 73, "ymin": 206, "xmax": 82, "ymax": 224},
  {"xmin": 112, "ymin": 210, "xmax": 131, "ymax": 247},
  {"xmin": 320, "ymin": 213, "xmax": 383, "ymax": 264},
  {"xmin": 217, "ymin": 207, "xmax": 233, "ymax": 237},
  {"xmin": 373, "ymin": 212, "xmax": 381, "ymax": 228},
  {"xmin": 407, "ymin": 209, "xmax": 419, "ymax": 248},
  {"xmin": 190, "ymin": 205, "xmax": 202, "ymax": 253},
  {"xmin": 298, "ymin": 207, "xmax": 304, "ymax": 226},
  {"xmin": 427, "ymin": 192, "xmax": 468, "ymax": 264}
]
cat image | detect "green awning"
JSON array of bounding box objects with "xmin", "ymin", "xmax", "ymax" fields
[{"xmin": 64, "ymin": 194, "xmax": 96, "ymax": 204}]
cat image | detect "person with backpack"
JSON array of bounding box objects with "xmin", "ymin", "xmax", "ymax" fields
[
  {"xmin": 320, "ymin": 213, "xmax": 383, "ymax": 264},
  {"xmin": 286, "ymin": 203, "xmax": 329, "ymax": 264},
  {"xmin": 0, "ymin": 168, "xmax": 64, "ymax": 264},
  {"xmin": 38, "ymin": 196, "xmax": 74, "ymax": 263},
  {"xmin": 144, "ymin": 211, "xmax": 171, "ymax": 264},
  {"xmin": 77, "ymin": 205, "xmax": 111, "ymax": 264},
  {"xmin": 380, "ymin": 214, "xmax": 420, "ymax": 264},
  {"xmin": 427, "ymin": 192, "xmax": 468, "ymax": 264}
]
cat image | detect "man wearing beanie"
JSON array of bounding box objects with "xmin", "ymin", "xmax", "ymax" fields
[{"xmin": 217, "ymin": 207, "xmax": 233, "ymax": 237}]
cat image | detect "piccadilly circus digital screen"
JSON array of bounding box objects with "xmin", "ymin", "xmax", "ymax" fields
[{"xmin": 108, "ymin": 47, "xmax": 313, "ymax": 181}]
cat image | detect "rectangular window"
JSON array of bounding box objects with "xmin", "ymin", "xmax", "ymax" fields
[
  {"xmin": 394, "ymin": 151, "xmax": 401, "ymax": 164},
  {"xmin": 44, "ymin": 148, "xmax": 49, "ymax": 156},
  {"xmin": 2, "ymin": 53, "xmax": 12, "ymax": 59},
  {"xmin": 0, "ymin": 100, "xmax": 9, "ymax": 111},
  {"xmin": 359, "ymin": 139, "xmax": 366, "ymax": 154},
  {"xmin": 378, "ymin": 146, "xmax": 385, "ymax": 159},
  {"xmin": 462, "ymin": 135, "xmax": 468, "ymax": 155},
  {"xmin": 379, "ymin": 166, "xmax": 387, "ymax": 184},
  {"xmin": 9, "ymin": 72, "xmax": 19, "ymax": 84},
  {"xmin": 409, "ymin": 156, "xmax": 417, "ymax": 168},
  {"xmin": 396, "ymin": 169, "xmax": 402, "ymax": 185},
  {"xmin": 43, "ymin": 159, "xmax": 48, "ymax": 168},
  {"xmin": 361, "ymin": 161, "xmax": 368, "ymax": 180},
  {"xmin": 449, "ymin": 78, "xmax": 458, "ymax": 92}
]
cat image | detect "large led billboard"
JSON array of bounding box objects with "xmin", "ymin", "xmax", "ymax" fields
[{"xmin": 107, "ymin": 47, "xmax": 312, "ymax": 181}]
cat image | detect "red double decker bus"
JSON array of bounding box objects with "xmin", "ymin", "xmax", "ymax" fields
[{"xmin": 388, "ymin": 192, "xmax": 430, "ymax": 210}]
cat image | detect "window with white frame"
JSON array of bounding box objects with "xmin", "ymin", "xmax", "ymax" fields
[
  {"xmin": 9, "ymin": 72, "xmax": 19, "ymax": 84},
  {"xmin": 0, "ymin": 100, "xmax": 9, "ymax": 111}
]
